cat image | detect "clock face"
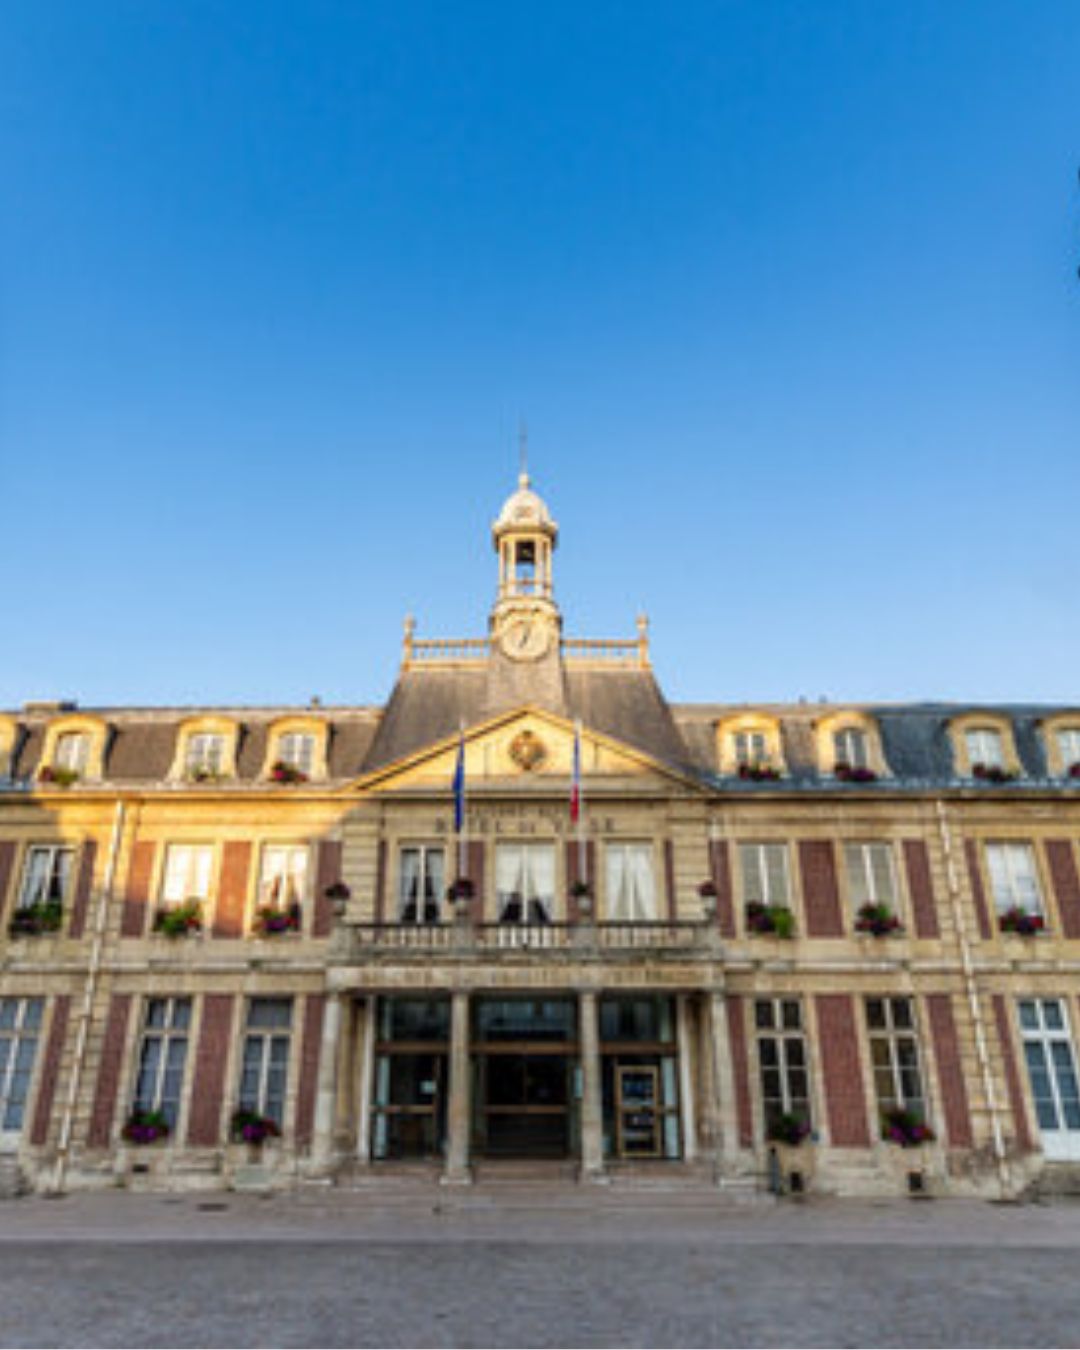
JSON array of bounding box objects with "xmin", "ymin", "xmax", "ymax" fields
[{"xmin": 501, "ymin": 616, "xmax": 551, "ymax": 661}]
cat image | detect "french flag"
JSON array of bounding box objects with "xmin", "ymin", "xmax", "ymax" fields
[{"xmin": 570, "ymin": 721, "xmax": 582, "ymax": 824}]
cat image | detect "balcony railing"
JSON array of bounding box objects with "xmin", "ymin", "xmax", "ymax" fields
[{"xmin": 340, "ymin": 920, "xmax": 709, "ymax": 957}]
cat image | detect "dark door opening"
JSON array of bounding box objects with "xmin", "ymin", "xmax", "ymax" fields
[{"xmin": 478, "ymin": 1052, "xmax": 571, "ymax": 1157}]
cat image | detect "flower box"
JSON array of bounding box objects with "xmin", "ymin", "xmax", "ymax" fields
[
  {"xmin": 745, "ymin": 901, "xmax": 795, "ymax": 938},
  {"xmin": 737, "ymin": 762, "xmax": 782, "ymax": 782},
  {"xmin": 972, "ymin": 763, "xmax": 1017, "ymax": 784},
  {"xmin": 1068, "ymin": 763, "xmax": 1080, "ymax": 780},
  {"xmin": 269, "ymin": 760, "xmax": 308, "ymax": 785},
  {"xmin": 122, "ymin": 1109, "xmax": 170, "ymax": 1145},
  {"xmin": 38, "ymin": 765, "xmax": 79, "ymax": 787},
  {"xmin": 153, "ymin": 899, "xmax": 204, "ymax": 937},
  {"xmin": 834, "ymin": 763, "xmax": 878, "ymax": 783},
  {"xmin": 767, "ymin": 1112, "xmax": 811, "ymax": 1147},
  {"xmin": 854, "ymin": 903, "xmax": 903, "ymax": 937},
  {"xmin": 998, "ymin": 906, "xmax": 1045, "ymax": 936},
  {"xmin": 252, "ymin": 903, "xmax": 302, "ymax": 936},
  {"xmin": 230, "ymin": 1109, "xmax": 281, "ymax": 1147},
  {"xmin": 8, "ymin": 900, "xmax": 63, "ymax": 937},
  {"xmin": 186, "ymin": 767, "xmax": 225, "ymax": 784},
  {"xmin": 881, "ymin": 1107, "xmax": 935, "ymax": 1148},
  {"xmin": 446, "ymin": 877, "xmax": 475, "ymax": 902}
]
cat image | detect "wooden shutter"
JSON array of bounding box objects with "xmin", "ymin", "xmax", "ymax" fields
[
  {"xmin": 120, "ymin": 841, "xmax": 155, "ymax": 938},
  {"xmin": 903, "ymin": 839, "xmax": 940, "ymax": 939},
  {"xmin": 964, "ymin": 841, "xmax": 993, "ymax": 940},
  {"xmin": 815, "ymin": 994, "xmax": 870, "ymax": 1146},
  {"xmin": 29, "ymin": 995, "xmax": 71, "ymax": 1146},
  {"xmin": 1045, "ymin": 840, "xmax": 1080, "ymax": 939},
  {"xmin": 212, "ymin": 842, "xmax": 250, "ymax": 938},
  {"xmin": 294, "ymin": 993, "xmax": 326, "ymax": 1150},
  {"xmin": 926, "ymin": 994, "xmax": 972, "ymax": 1148},
  {"xmin": 726, "ymin": 994, "xmax": 754, "ymax": 1149},
  {"xmin": 67, "ymin": 840, "xmax": 98, "ymax": 939},
  {"xmin": 799, "ymin": 841, "xmax": 845, "ymax": 937},
  {"xmin": 186, "ymin": 994, "xmax": 234, "ymax": 1146},
  {"xmin": 313, "ymin": 839, "xmax": 342, "ymax": 937},
  {"xmin": 709, "ymin": 839, "xmax": 735, "ymax": 938},
  {"xmin": 87, "ymin": 994, "xmax": 132, "ymax": 1148}
]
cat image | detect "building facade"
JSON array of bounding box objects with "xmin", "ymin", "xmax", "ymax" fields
[{"xmin": 3, "ymin": 473, "xmax": 1080, "ymax": 1198}]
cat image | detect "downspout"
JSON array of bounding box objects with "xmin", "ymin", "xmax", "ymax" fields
[
  {"xmin": 50, "ymin": 798, "xmax": 127, "ymax": 1195},
  {"xmin": 934, "ymin": 798, "xmax": 1011, "ymax": 1197}
]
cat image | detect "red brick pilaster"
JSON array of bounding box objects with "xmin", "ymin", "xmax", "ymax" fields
[
  {"xmin": 29, "ymin": 995, "xmax": 71, "ymax": 1146},
  {"xmin": 186, "ymin": 994, "xmax": 234, "ymax": 1147},
  {"xmin": 87, "ymin": 994, "xmax": 132, "ymax": 1148},
  {"xmin": 992, "ymin": 994, "xmax": 1034, "ymax": 1153},
  {"xmin": 1045, "ymin": 840, "xmax": 1080, "ymax": 939},
  {"xmin": 926, "ymin": 994, "xmax": 973, "ymax": 1148},
  {"xmin": 815, "ymin": 993, "xmax": 870, "ymax": 1146},
  {"xmin": 566, "ymin": 840, "xmax": 595, "ymax": 924},
  {"xmin": 120, "ymin": 841, "xmax": 156, "ymax": 938},
  {"xmin": 709, "ymin": 839, "xmax": 736, "ymax": 939},
  {"xmin": 67, "ymin": 841, "xmax": 98, "ymax": 939},
  {"xmin": 212, "ymin": 841, "xmax": 250, "ymax": 938},
  {"xmin": 0, "ymin": 840, "xmax": 18, "ymax": 923},
  {"xmin": 965, "ymin": 841, "xmax": 993, "ymax": 941},
  {"xmin": 295, "ymin": 993, "xmax": 326, "ymax": 1150},
  {"xmin": 799, "ymin": 841, "xmax": 845, "ymax": 938},
  {"xmin": 903, "ymin": 839, "xmax": 940, "ymax": 939},
  {"xmin": 313, "ymin": 839, "xmax": 342, "ymax": 937},
  {"xmin": 466, "ymin": 840, "xmax": 485, "ymax": 922},
  {"xmin": 726, "ymin": 994, "xmax": 754, "ymax": 1149}
]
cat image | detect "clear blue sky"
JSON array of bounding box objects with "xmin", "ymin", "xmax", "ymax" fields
[{"xmin": 4, "ymin": 2, "xmax": 1079, "ymax": 709}]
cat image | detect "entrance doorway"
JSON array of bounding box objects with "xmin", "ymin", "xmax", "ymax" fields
[
  {"xmin": 615, "ymin": 1066, "xmax": 662, "ymax": 1158},
  {"xmin": 371, "ymin": 997, "xmax": 450, "ymax": 1161},
  {"xmin": 1019, "ymin": 998, "xmax": 1080, "ymax": 1161},
  {"xmin": 473, "ymin": 997, "xmax": 577, "ymax": 1159}
]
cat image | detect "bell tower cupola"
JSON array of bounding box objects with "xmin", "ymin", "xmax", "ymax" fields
[{"xmin": 489, "ymin": 470, "xmax": 563, "ymax": 677}]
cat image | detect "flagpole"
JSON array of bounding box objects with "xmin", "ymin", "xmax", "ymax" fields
[{"xmin": 574, "ymin": 720, "xmax": 586, "ymax": 885}]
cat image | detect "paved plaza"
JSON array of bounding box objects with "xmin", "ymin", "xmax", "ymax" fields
[{"xmin": 0, "ymin": 1185, "xmax": 1078, "ymax": 1348}]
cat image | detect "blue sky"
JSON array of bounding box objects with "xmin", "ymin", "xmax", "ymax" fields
[{"xmin": 3, "ymin": 2, "xmax": 1079, "ymax": 708}]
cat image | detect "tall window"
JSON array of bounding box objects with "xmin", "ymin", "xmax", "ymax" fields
[
  {"xmin": 185, "ymin": 733, "xmax": 225, "ymax": 777},
  {"xmin": 237, "ymin": 998, "xmax": 292, "ymax": 1128},
  {"xmin": 495, "ymin": 843, "xmax": 555, "ymax": 924},
  {"xmin": 965, "ymin": 727, "xmax": 1004, "ymax": 771},
  {"xmin": 733, "ymin": 731, "xmax": 768, "ymax": 767},
  {"xmin": 844, "ymin": 842, "xmax": 897, "ymax": 910},
  {"xmin": 985, "ymin": 843, "xmax": 1044, "ymax": 915},
  {"xmin": 17, "ymin": 845, "xmax": 74, "ymax": 910},
  {"xmin": 132, "ymin": 997, "xmax": 191, "ymax": 1130},
  {"xmin": 1056, "ymin": 729, "xmax": 1080, "ymax": 774},
  {"xmin": 398, "ymin": 846, "xmax": 444, "ymax": 923},
  {"xmin": 53, "ymin": 732, "xmax": 89, "ymax": 774},
  {"xmin": 866, "ymin": 997, "xmax": 926, "ymax": 1118},
  {"xmin": 1018, "ymin": 1000, "xmax": 1080, "ymax": 1148},
  {"xmin": 739, "ymin": 843, "xmax": 790, "ymax": 907},
  {"xmin": 258, "ymin": 845, "xmax": 308, "ymax": 910},
  {"xmin": 277, "ymin": 733, "xmax": 315, "ymax": 776},
  {"xmin": 833, "ymin": 727, "xmax": 869, "ymax": 770},
  {"xmin": 754, "ymin": 999, "xmax": 811, "ymax": 1135},
  {"xmin": 605, "ymin": 842, "xmax": 657, "ymax": 921},
  {"xmin": 0, "ymin": 998, "xmax": 43, "ymax": 1137},
  {"xmin": 160, "ymin": 845, "xmax": 214, "ymax": 905}
]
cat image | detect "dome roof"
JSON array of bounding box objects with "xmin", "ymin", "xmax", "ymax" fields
[{"xmin": 492, "ymin": 472, "xmax": 558, "ymax": 540}]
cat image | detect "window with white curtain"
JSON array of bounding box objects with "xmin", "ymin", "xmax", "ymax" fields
[
  {"xmin": 605, "ymin": 843, "xmax": 657, "ymax": 921},
  {"xmin": 237, "ymin": 998, "xmax": 292, "ymax": 1127},
  {"xmin": 185, "ymin": 734, "xmax": 225, "ymax": 776},
  {"xmin": 495, "ymin": 843, "xmax": 555, "ymax": 924},
  {"xmin": 844, "ymin": 842, "xmax": 897, "ymax": 909},
  {"xmin": 276, "ymin": 733, "xmax": 315, "ymax": 776},
  {"xmin": 53, "ymin": 733, "xmax": 89, "ymax": 774},
  {"xmin": 17, "ymin": 846, "xmax": 74, "ymax": 909},
  {"xmin": 258, "ymin": 846, "xmax": 308, "ymax": 909},
  {"xmin": 1056, "ymin": 729, "xmax": 1080, "ymax": 772},
  {"xmin": 739, "ymin": 843, "xmax": 790, "ymax": 907},
  {"xmin": 833, "ymin": 727, "xmax": 869, "ymax": 769},
  {"xmin": 985, "ymin": 843, "xmax": 1044, "ymax": 914},
  {"xmin": 398, "ymin": 846, "xmax": 445, "ymax": 923},
  {"xmin": 733, "ymin": 731, "xmax": 768, "ymax": 766},
  {"xmin": 160, "ymin": 845, "xmax": 214, "ymax": 904},
  {"xmin": 965, "ymin": 728, "xmax": 1004, "ymax": 770}
]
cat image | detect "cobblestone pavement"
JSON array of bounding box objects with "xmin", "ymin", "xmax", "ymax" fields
[{"xmin": 1, "ymin": 1188, "xmax": 1078, "ymax": 1347}]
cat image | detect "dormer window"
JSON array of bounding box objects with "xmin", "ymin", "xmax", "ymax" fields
[
  {"xmin": 53, "ymin": 732, "xmax": 89, "ymax": 775},
  {"xmin": 834, "ymin": 727, "xmax": 869, "ymax": 772},
  {"xmin": 185, "ymin": 734, "xmax": 225, "ymax": 780},
  {"xmin": 277, "ymin": 733, "xmax": 315, "ymax": 778},
  {"xmin": 965, "ymin": 728, "xmax": 1004, "ymax": 775},
  {"xmin": 1056, "ymin": 728, "xmax": 1080, "ymax": 777},
  {"xmin": 734, "ymin": 731, "xmax": 768, "ymax": 767}
]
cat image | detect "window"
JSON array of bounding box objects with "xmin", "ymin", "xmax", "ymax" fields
[
  {"xmin": 495, "ymin": 842, "xmax": 555, "ymax": 924},
  {"xmin": 1018, "ymin": 1000, "xmax": 1080, "ymax": 1156},
  {"xmin": 398, "ymin": 846, "xmax": 444, "ymax": 923},
  {"xmin": 160, "ymin": 845, "xmax": 213, "ymax": 904},
  {"xmin": 185, "ymin": 733, "xmax": 225, "ymax": 777},
  {"xmin": 866, "ymin": 997, "xmax": 926, "ymax": 1118},
  {"xmin": 844, "ymin": 842, "xmax": 897, "ymax": 909},
  {"xmin": 739, "ymin": 843, "xmax": 790, "ymax": 907},
  {"xmin": 132, "ymin": 997, "xmax": 191, "ymax": 1131},
  {"xmin": 277, "ymin": 733, "xmax": 315, "ymax": 777},
  {"xmin": 258, "ymin": 845, "xmax": 308, "ymax": 910},
  {"xmin": 985, "ymin": 843, "xmax": 1044, "ymax": 915},
  {"xmin": 733, "ymin": 731, "xmax": 768, "ymax": 767},
  {"xmin": 1056, "ymin": 729, "xmax": 1080, "ymax": 774},
  {"xmin": 0, "ymin": 998, "xmax": 43, "ymax": 1136},
  {"xmin": 605, "ymin": 842, "xmax": 657, "ymax": 921},
  {"xmin": 237, "ymin": 998, "xmax": 292, "ymax": 1128},
  {"xmin": 754, "ymin": 999, "xmax": 811, "ymax": 1136},
  {"xmin": 17, "ymin": 845, "xmax": 74, "ymax": 910},
  {"xmin": 53, "ymin": 733, "xmax": 89, "ymax": 774},
  {"xmin": 833, "ymin": 727, "xmax": 869, "ymax": 770},
  {"xmin": 965, "ymin": 728, "xmax": 1004, "ymax": 771}
]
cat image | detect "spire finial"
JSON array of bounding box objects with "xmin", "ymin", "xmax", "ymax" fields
[{"xmin": 518, "ymin": 419, "xmax": 529, "ymax": 488}]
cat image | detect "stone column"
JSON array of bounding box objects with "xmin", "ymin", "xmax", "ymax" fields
[
  {"xmin": 579, "ymin": 990, "xmax": 605, "ymax": 1180},
  {"xmin": 354, "ymin": 996, "xmax": 377, "ymax": 1166},
  {"xmin": 442, "ymin": 990, "xmax": 472, "ymax": 1185},
  {"xmin": 708, "ymin": 990, "xmax": 741, "ymax": 1177},
  {"xmin": 312, "ymin": 991, "xmax": 345, "ymax": 1170},
  {"xmin": 676, "ymin": 994, "xmax": 698, "ymax": 1162}
]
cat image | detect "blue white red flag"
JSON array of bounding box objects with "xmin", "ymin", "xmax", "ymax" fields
[
  {"xmin": 570, "ymin": 721, "xmax": 582, "ymax": 824},
  {"xmin": 452, "ymin": 727, "xmax": 466, "ymax": 833}
]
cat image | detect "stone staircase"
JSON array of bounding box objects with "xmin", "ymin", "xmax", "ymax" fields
[
  {"xmin": 1028, "ymin": 1163, "xmax": 1080, "ymax": 1201},
  {"xmin": 0, "ymin": 1155, "xmax": 27, "ymax": 1200}
]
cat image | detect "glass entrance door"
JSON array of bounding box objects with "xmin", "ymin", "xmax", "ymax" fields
[
  {"xmin": 1018, "ymin": 999, "xmax": 1080, "ymax": 1162},
  {"xmin": 615, "ymin": 1066, "xmax": 662, "ymax": 1158},
  {"xmin": 473, "ymin": 997, "xmax": 577, "ymax": 1158}
]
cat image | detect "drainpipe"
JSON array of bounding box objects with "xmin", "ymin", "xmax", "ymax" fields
[
  {"xmin": 50, "ymin": 798, "xmax": 127, "ymax": 1195},
  {"xmin": 934, "ymin": 798, "xmax": 1011, "ymax": 1197}
]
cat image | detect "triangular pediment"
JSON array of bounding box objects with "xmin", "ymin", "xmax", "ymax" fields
[{"xmin": 350, "ymin": 705, "xmax": 702, "ymax": 794}]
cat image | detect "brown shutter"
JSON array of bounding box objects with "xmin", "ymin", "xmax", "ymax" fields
[
  {"xmin": 313, "ymin": 839, "xmax": 342, "ymax": 937},
  {"xmin": 964, "ymin": 840, "xmax": 993, "ymax": 940},
  {"xmin": 566, "ymin": 839, "xmax": 595, "ymax": 923},
  {"xmin": 67, "ymin": 840, "xmax": 98, "ymax": 939},
  {"xmin": 0, "ymin": 840, "xmax": 17, "ymax": 924},
  {"xmin": 992, "ymin": 994, "xmax": 1034, "ymax": 1153},
  {"xmin": 815, "ymin": 994, "xmax": 870, "ymax": 1146},
  {"xmin": 663, "ymin": 839, "xmax": 677, "ymax": 921},
  {"xmin": 466, "ymin": 840, "xmax": 485, "ymax": 922},
  {"xmin": 29, "ymin": 995, "xmax": 71, "ymax": 1146},
  {"xmin": 709, "ymin": 839, "xmax": 735, "ymax": 938},
  {"xmin": 903, "ymin": 839, "xmax": 939, "ymax": 940},
  {"xmin": 87, "ymin": 993, "xmax": 132, "ymax": 1148},
  {"xmin": 186, "ymin": 994, "xmax": 234, "ymax": 1147},
  {"xmin": 726, "ymin": 994, "xmax": 754, "ymax": 1149},
  {"xmin": 799, "ymin": 841, "xmax": 845, "ymax": 938},
  {"xmin": 926, "ymin": 994, "xmax": 972, "ymax": 1148},
  {"xmin": 120, "ymin": 841, "xmax": 156, "ymax": 938},
  {"xmin": 1045, "ymin": 840, "xmax": 1080, "ymax": 939},
  {"xmin": 294, "ymin": 993, "xmax": 326, "ymax": 1150},
  {"xmin": 212, "ymin": 841, "xmax": 250, "ymax": 938},
  {"xmin": 373, "ymin": 839, "xmax": 387, "ymax": 924}
]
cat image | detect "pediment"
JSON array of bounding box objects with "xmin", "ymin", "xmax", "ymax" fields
[{"xmin": 351, "ymin": 705, "xmax": 700, "ymax": 793}]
